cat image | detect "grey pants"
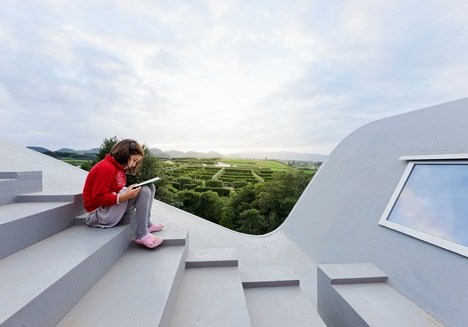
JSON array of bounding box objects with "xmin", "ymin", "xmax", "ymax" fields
[
  {"xmin": 86, "ymin": 184, "xmax": 156, "ymax": 240},
  {"xmin": 125, "ymin": 184, "xmax": 156, "ymax": 239}
]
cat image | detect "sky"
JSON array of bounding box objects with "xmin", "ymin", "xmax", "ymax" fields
[{"xmin": 0, "ymin": 1, "xmax": 467, "ymax": 155}]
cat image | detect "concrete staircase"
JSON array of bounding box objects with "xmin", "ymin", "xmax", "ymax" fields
[{"xmin": 0, "ymin": 171, "xmax": 324, "ymax": 326}]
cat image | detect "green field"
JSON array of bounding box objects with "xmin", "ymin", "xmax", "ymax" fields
[
  {"xmin": 160, "ymin": 157, "xmax": 316, "ymax": 193},
  {"xmin": 61, "ymin": 159, "xmax": 89, "ymax": 167},
  {"xmin": 220, "ymin": 158, "xmax": 291, "ymax": 171}
]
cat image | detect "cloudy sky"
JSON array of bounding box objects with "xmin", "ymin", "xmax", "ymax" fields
[{"xmin": 0, "ymin": 1, "xmax": 467, "ymax": 155}]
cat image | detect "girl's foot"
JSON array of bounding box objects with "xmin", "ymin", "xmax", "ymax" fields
[
  {"xmin": 148, "ymin": 223, "xmax": 164, "ymax": 233},
  {"xmin": 135, "ymin": 233, "xmax": 163, "ymax": 249}
]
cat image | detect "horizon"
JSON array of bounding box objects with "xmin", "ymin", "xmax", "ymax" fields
[{"xmin": 26, "ymin": 144, "xmax": 330, "ymax": 156}]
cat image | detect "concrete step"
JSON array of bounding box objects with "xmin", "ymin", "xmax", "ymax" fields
[
  {"xmin": 171, "ymin": 266, "xmax": 252, "ymax": 327},
  {"xmin": 76, "ymin": 215, "xmax": 187, "ymax": 246},
  {"xmin": 244, "ymin": 285, "xmax": 326, "ymax": 327},
  {"xmin": 0, "ymin": 201, "xmax": 78, "ymax": 259},
  {"xmin": 146, "ymin": 226, "xmax": 188, "ymax": 247},
  {"xmin": 16, "ymin": 193, "xmax": 80, "ymax": 203},
  {"xmin": 240, "ymin": 266, "xmax": 300, "ymax": 288},
  {"xmin": 317, "ymin": 263, "xmax": 443, "ymax": 327},
  {"xmin": 185, "ymin": 247, "xmax": 238, "ymax": 268},
  {"xmin": 0, "ymin": 178, "xmax": 16, "ymax": 205},
  {"xmin": 242, "ymin": 266, "xmax": 325, "ymax": 326},
  {"xmin": 0, "ymin": 171, "xmax": 42, "ymax": 205},
  {"xmin": 57, "ymin": 233, "xmax": 188, "ymax": 327},
  {"xmin": 0, "ymin": 225, "xmax": 131, "ymax": 327},
  {"xmin": 332, "ymin": 283, "xmax": 443, "ymax": 327}
]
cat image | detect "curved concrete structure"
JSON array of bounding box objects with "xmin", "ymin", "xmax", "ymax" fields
[
  {"xmin": 1, "ymin": 98, "xmax": 467, "ymax": 326},
  {"xmin": 282, "ymin": 97, "xmax": 468, "ymax": 326}
]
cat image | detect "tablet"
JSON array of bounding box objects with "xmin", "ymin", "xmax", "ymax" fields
[{"xmin": 135, "ymin": 177, "xmax": 161, "ymax": 187}]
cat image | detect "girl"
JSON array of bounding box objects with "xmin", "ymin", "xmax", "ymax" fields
[{"xmin": 82, "ymin": 139, "xmax": 164, "ymax": 248}]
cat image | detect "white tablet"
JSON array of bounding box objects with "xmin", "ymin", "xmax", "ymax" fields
[{"xmin": 135, "ymin": 177, "xmax": 161, "ymax": 187}]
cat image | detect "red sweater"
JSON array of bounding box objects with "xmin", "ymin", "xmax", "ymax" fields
[{"xmin": 83, "ymin": 154, "xmax": 127, "ymax": 212}]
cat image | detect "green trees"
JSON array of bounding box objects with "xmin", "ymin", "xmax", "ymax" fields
[
  {"xmin": 238, "ymin": 209, "xmax": 266, "ymax": 234},
  {"xmin": 218, "ymin": 171, "xmax": 311, "ymax": 234},
  {"xmin": 85, "ymin": 137, "xmax": 313, "ymax": 235},
  {"xmin": 93, "ymin": 136, "xmax": 119, "ymax": 165}
]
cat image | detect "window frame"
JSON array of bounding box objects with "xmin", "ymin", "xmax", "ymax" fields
[{"xmin": 378, "ymin": 155, "xmax": 468, "ymax": 258}]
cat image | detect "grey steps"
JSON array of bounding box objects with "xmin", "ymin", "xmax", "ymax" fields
[
  {"xmin": 57, "ymin": 234, "xmax": 188, "ymax": 327},
  {"xmin": 75, "ymin": 212, "xmax": 89, "ymax": 225},
  {"xmin": 173, "ymin": 248, "xmax": 253, "ymax": 326},
  {"xmin": 185, "ymin": 247, "xmax": 238, "ymax": 268},
  {"xmin": 0, "ymin": 171, "xmax": 42, "ymax": 205},
  {"xmin": 135, "ymin": 226, "xmax": 188, "ymax": 247},
  {"xmin": 0, "ymin": 201, "xmax": 77, "ymax": 259},
  {"xmin": 171, "ymin": 266, "xmax": 252, "ymax": 327},
  {"xmin": 244, "ymin": 285, "xmax": 326, "ymax": 327},
  {"xmin": 318, "ymin": 263, "xmax": 442, "ymax": 327},
  {"xmin": 319, "ymin": 262, "xmax": 388, "ymax": 285},
  {"xmin": 332, "ymin": 283, "xmax": 443, "ymax": 327},
  {"xmin": 0, "ymin": 224, "xmax": 131, "ymax": 327},
  {"xmin": 16, "ymin": 193, "xmax": 80, "ymax": 203},
  {"xmin": 241, "ymin": 266, "xmax": 300, "ymax": 288},
  {"xmin": 242, "ymin": 266, "xmax": 325, "ymax": 326},
  {"xmin": 75, "ymin": 216, "xmax": 188, "ymax": 246},
  {"xmin": 0, "ymin": 178, "xmax": 16, "ymax": 205}
]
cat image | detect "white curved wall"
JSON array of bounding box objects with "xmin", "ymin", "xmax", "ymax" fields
[{"xmin": 282, "ymin": 97, "xmax": 468, "ymax": 327}]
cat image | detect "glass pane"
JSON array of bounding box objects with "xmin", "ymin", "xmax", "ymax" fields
[{"xmin": 388, "ymin": 164, "xmax": 468, "ymax": 247}]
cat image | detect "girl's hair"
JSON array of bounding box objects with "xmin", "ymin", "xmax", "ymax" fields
[{"xmin": 110, "ymin": 139, "xmax": 145, "ymax": 174}]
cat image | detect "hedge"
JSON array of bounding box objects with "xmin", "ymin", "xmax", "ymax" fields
[{"xmin": 194, "ymin": 187, "xmax": 231, "ymax": 196}]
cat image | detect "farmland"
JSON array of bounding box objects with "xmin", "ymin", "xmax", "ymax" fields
[
  {"xmin": 160, "ymin": 157, "xmax": 314, "ymax": 196},
  {"xmin": 154, "ymin": 156, "xmax": 318, "ymax": 234}
]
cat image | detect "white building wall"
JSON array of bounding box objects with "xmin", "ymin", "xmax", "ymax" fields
[{"xmin": 282, "ymin": 97, "xmax": 468, "ymax": 327}]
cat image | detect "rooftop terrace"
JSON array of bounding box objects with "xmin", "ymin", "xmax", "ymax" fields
[{"xmin": 1, "ymin": 98, "xmax": 468, "ymax": 326}]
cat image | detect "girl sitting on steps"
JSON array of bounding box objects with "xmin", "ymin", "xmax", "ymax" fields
[{"xmin": 82, "ymin": 139, "xmax": 163, "ymax": 248}]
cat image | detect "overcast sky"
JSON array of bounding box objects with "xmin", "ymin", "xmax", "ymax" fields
[{"xmin": 0, "ymin": 1, "xmax": 467, "ymax": 155}]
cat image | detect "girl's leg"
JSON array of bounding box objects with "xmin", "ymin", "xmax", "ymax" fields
[
  {"xmin": 146, "ymin": 184, "xmax": 156, "ymax": 228},
  {"xmin": 126, "ymin": 185, "xmax": 153, "ymax": 240},
  {"xmin": 146, "ymin": 184, "xmax": 164, "ymax": 233}
]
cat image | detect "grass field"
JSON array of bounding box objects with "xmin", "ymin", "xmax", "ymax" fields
[
  {"xmin": 220, "ymin": 158, "xmax": 291, "ymax": 171},
  {"xmin": 61, "ymin": 159, "xmax": 89, "ymax": 167}
]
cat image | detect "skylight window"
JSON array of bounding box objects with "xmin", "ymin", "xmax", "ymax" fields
[{"xmin": 379, "ymin": 156, "xmax": 468, "ymax": 257}]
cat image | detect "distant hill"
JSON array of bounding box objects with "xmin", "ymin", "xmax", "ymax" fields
[
  {"xmin": 28, "ymin": 145, "xmax": 327, "ymax": 162},
  {"xmin": 227, "ymin": 151, "xmax": 328, "ymax": 162},
  {"xmin": 149, "ymin": 148, "xmax": 326, "ymax": 161},
  {"xmin": 56, "ymin": 148, "xmax": 100, "ymax": 154},
  {"xmin": 149, "ymin": 148, "xmax": 170, "ymax": 158},
  {"xmin": 77, "ymin": 148, "xmax": 99, "ymax": 154},
  {"xmin": 27, "ymin": 146, "xmax": 51, "ymax": 153},
  {"xmin": 151, "ymin": 149, "xmax": 223, "ymax": 159},
  {"xmin": 57, "ymin": 148, "xmax": 75, "ymax": 153}
]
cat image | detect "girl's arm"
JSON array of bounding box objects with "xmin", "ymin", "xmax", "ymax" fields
[{"xmin": 90, "ymin": 169, "xmax": 119, "ymax": 207}]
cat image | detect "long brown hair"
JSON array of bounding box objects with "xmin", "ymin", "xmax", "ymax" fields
[{"xmin": 110, "ymin": 139, "xmax": 144, "ymax": 175}]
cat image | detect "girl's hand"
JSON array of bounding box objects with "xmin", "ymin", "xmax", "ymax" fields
[{"xmin": 119, "ymin": 184, "xmax": 141, "ymax": 202}]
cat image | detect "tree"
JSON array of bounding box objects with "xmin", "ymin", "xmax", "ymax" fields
[
  {"xmin": 92, "ymin": 136, "xmax": 118, "ymax": 166},
  {"xmin": 238, "ymin": 209, "xmax": 267, "ymax": 235},
  {"xmin": 223, "ymin": 184, "xmax": 257, "ymax": 230},
  {"xmin": 195, "ymin": 190, "xmax": 225, "ymax": 223},
  {"xmin": 80, "ymin": 161, "xmax": 92, "ymax": 171},
  {"xmin": 155, "ymin": 184, "xmax": 181, "ymax": 208},
  {"xmin": 178, "ymin": 189, "xmax": 201, "ymax": 214}
]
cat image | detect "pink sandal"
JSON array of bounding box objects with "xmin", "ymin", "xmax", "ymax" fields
[
  {"xmin": 148, "ymin": 223, "xmax": 164, "ymax": 233},
  {"xmin": 135, "ymin": 233, "xmax": 163, "ymax": 249}
]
